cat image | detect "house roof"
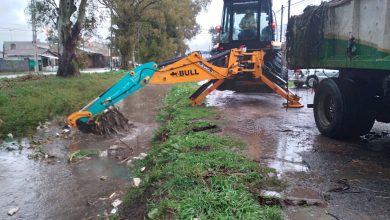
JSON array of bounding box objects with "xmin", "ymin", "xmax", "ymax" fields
[
  {"xmin": 80, "ymin": 41, "xmax": 109, "ymax": 56},
  {"xmin": 6, "ymin": 48, "xmax": 48, "ymax": 57},
  {"xmin": 3, "ymin": 41, "xmax": 57, "ymax": 58}
]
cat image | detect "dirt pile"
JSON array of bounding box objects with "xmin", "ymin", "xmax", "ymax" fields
[{"xmin": 79, "ymin": 106, "xmax": 133, "ymax": 135}]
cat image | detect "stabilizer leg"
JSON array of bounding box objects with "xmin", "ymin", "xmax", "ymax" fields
[{"xmin": 190, "ymin": 79, "xmax": 225, "ymax": 106}]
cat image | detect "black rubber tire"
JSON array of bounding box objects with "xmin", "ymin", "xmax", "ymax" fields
[
  {"xmin": 306, "ymin": 75, "xmax": 319, "ymax": 88},
  {"xmin": 314, "ymin": 78, "xmax": 375, "ymax": 139},
  {"xmin": 264, "ymin": 50, "xmax": 288, "ymax": 81},
  {"xmin": 294, "ymin": 81, "xmax": 304, "ymax": 88}
]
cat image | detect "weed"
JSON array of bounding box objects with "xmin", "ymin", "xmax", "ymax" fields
[
  {"xmin": 121, "ymin": 84, "xmax": 283, "ymax": 220},
  {"xmin": 68, "ymin": 149, "xmax": 98, "ymax": 162}
]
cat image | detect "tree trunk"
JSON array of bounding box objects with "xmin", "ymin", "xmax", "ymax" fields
[{"xmin": 57, "ymin": 0, "xmax": 88, "ymax": 77}]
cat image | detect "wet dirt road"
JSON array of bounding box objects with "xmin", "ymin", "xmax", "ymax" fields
[
  {"xmin": 207, "ymin": 89, "xmax": 390, "ymax": 220},
  {"xmin": 0, "ymin": 85, "xmax": 170, "ymax": 220}
]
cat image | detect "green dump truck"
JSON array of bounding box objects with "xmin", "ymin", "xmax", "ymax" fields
[{"xmin": 287, "ymin": 0, "xmax": 390, "ymax": 138}]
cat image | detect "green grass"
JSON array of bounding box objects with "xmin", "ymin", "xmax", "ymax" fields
[
  {"xmin": 0, "ymin": 71, "xmax": 125, "ymax": 137},
  {"xmin": 288, "ymin": 80, "xmax": 296, "ymax": 89},
  {"xmin": 121, "ymin": 84, "xmax": 283, "ymax": 220}
]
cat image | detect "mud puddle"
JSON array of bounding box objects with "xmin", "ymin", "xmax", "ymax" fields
[
  {"xmin": 207, "ymin": 88, "xmax": 390, "ymax": 220},
  {"xmin": 0, "ymin": 85, "xmax": 170, "ymax": 219}
]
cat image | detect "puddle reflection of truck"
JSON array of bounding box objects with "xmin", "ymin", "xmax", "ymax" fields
[{"xmin": 287, "ymin": 0, "xmax": 390, "ymax": 138}]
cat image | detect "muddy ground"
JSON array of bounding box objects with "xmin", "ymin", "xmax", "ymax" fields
[
  {"xmin": 207, "ymin": 89, "xmax": 390, "ymax": 220},
  {"xmin": 0, "ymin": 85, "xmax": 171, "ymax": 220},
  {"xmin": 1, "ymin": 85, "xmax": 389, "ymax": 220}
]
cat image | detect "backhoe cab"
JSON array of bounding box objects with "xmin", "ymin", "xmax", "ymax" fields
[{"xmin": 217, "ymin": 0, "xmax": 275, "ymax": 51}]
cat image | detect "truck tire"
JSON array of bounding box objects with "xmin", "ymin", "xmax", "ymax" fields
[
  {"xmin": 294, "ymin": 81, "xmax": 304, "ymax": 88},
  {"xmin": 314, "ymin": 78, "xmax": 375, "ymax": 138},
  {"xmin": 306, "ymin": 75, "xmax": 319, "ymax": 88}
]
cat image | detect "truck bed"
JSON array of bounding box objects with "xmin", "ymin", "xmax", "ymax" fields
[{"xmin": 286, "ymin": 0, "xmax": 390, "ymax": 71}]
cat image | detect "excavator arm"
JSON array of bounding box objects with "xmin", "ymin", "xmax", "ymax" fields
[{"xmin": 68, "ymin": 48, "xmax": 303, "ymax": 130}]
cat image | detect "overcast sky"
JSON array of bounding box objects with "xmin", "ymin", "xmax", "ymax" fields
[{"xmin": 0, "ymin": 0, "xmax": 325, "ymax": 52}]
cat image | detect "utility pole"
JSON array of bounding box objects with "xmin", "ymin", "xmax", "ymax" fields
[
  {"xmin": 280, "ymin": 5, "xmax": 284, "ymax": 42},
  {"xmin": 31, "ymin": 0, "xmax": 38, "ymax": 73},
  {"xmin": 288, "ymin": 0, "xmax": 291, "ymax": 19},
  {"xmin": 110, "ymin": 6, "xmax": 113, "ymax": 71}
]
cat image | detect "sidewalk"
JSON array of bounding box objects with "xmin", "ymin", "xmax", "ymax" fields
[{"xmin": 0, "ymin": 68, "xmax": 114, "ymax": 79}]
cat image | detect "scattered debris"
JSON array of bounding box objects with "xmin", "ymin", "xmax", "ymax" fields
[
  {"xmin": 133, "ymin": 178, "xmax": 141, "ymax": 187},
  {"xmin": 328, "ymin": 179, "xmax": 350, "ymax": 193},
  {"xmin": 100, "ymin": 176, "xmax": 108, "ymax": 181},
  {"xmin": 192, "ymin": 124, "xmax": 220, "ymax": 133},
  {"xmin": 109, "ymin": 192, "xmax": 117, "ymax": 199},
  {"xmin": 28, "ymin": 145, "xmax": 53, "ymax": 160},
  {"xmin": 17, "ymin": 74, "xmax": 46, "ymax": 81},
  {"xmin": 192, "ymin": 145, "xmax": 211, "ymax": 152},
  {"xmin": 112, "ymin": 199, "xmax": 122, "ymax": 207},
  {"xmin": 109, "ymin": 145, "xmax": 122, "ymax": 150},
  {"xmin": 326, "ymin": 211, "xmax": 340, "ymax": 220},
  {"xmin": 7, "ymin": 207, "xmax": 19, "ymax": 216},
  {"xmin": 328, "ymin": 179, "xmax": 363, "ymax": 194},
  {"xmin": 257, "ymin": 194, "xmax": 327, "ymax": 207},
  {"xmin": 5, "ymin": 142, "xmax": 19, "ymax": 151},
  {"xmin": 361, "ymin": 131, "xmax": 389, "ymax": 142}
]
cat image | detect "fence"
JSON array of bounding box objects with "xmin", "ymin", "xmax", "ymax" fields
[{"xmin": 0, "ymin": 60, "xmax": 29, "ymax": 72}]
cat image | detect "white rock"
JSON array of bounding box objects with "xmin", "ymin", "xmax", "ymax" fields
[
  {"xmin": 62, "ymin": 129, "xmax": 71, "ymax": 134},
  {"xmin": 261, "ymin": 190, "xmax": 282, "ymax": 199},
  {"xmin": 133, "ymin": 156, "xmax": 140, "ymax": 160},
  {"xmin": 112, "ymin": 199, "xmax": 122, "ymax": 207},
  {"xmin": 110, "ymin": 208, "xmax": 118, "ymax": 215},
  {"xmin": 99, "ymin": 150, "xmax": 108, "ymax": 157},
  {"xmin": 55, "ymin": 133, "xmax": 60, "ymax": 137},
  {"xmin": 7, "ymin": 207, "xmax": 19, "ymax": 216},
  {"xmin": 7, "ymin": 133, "xmax": 13, "ymax": 139},
  {"xmin": 109, "ymin": 145, "xmax": 120, "ymax": 150},
  {"xmin": 126, "ymin": 159, "xmax": 133, "ymax": 166},
  {"xmin": 139, "ymin": 153, "xmax": 147, "ymax": 159},
  {"xmin": 140, "ymin": 167, "xmax": 146, "ymax": 172},
  {"xmin": 100, "ymin": 176, "xmax": 108, "ymax": 181},
  {"xmin": 133, "ymin": 178, "xmax": 141, "ymax": 187}
]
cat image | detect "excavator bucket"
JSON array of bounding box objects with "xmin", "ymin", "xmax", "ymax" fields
[
  {"xmin": 76, "ymin": 106, "xmax": 131, "ymax": 135},
  {"xmin": 67, "ymin": 62, "xmax": 159, "ymax": 135}
]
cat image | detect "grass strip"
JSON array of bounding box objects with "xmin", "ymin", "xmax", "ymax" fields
[
  {"xmin": 0, "ymin": 71, "xmax": 125, "ymax": 137},
  {"xmin": 119, "ymin": 84, "xmax": 283, "ymax": 220}
]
